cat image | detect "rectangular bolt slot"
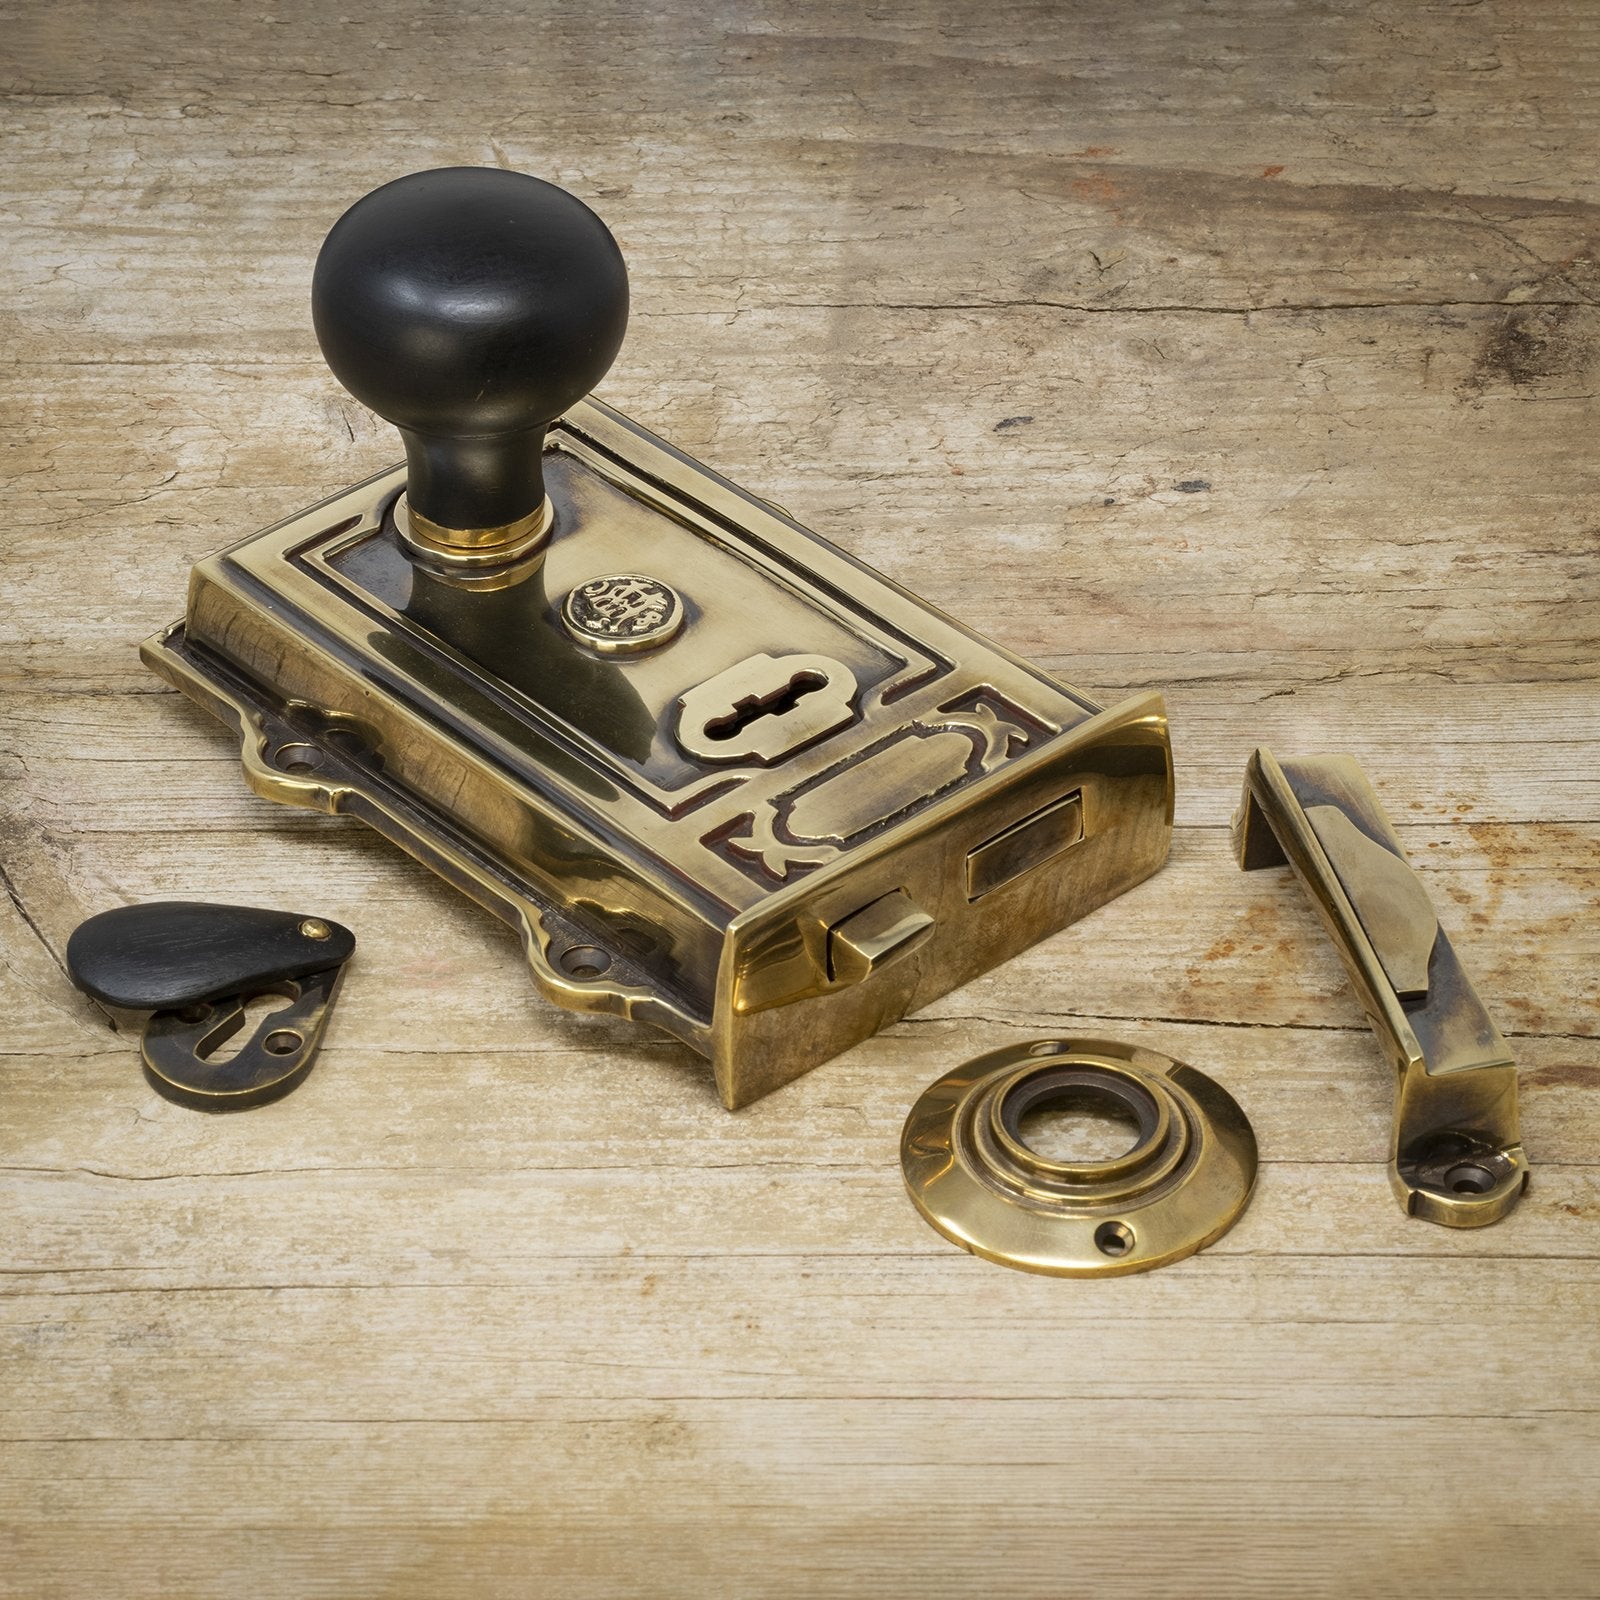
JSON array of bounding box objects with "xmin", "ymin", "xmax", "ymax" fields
[{"xmin": 966, "ymin": 791, "xmax": 1085, "ymax": 901}]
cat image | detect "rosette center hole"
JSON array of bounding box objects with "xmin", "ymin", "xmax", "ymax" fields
[{"xmin": 1016, "ymin": 1086, "xmax": 1145, "ymax": 1164}]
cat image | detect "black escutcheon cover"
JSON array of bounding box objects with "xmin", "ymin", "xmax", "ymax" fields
[{"xmin": 66, "ymin": 902, "xmax": 355, "ymax": 1009}]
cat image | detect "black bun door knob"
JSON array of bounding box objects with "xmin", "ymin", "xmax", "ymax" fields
[{"xmin": 312, "ymin": 167, "xmax": 629, "ymax": 564}]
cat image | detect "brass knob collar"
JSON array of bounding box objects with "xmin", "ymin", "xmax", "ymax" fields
[{"xmin": 396, "ymin": 493, "xmax": 554, "ymax": 569}]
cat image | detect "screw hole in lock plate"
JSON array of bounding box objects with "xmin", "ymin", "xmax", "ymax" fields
[
  {"xmin": 263, "ymin": 1030, "xmax": 303, "ymax": 1056},
  {"xmin": 1397, "ymin": 1131, "xmax": 1521, "ymax": 1210},
  {"xmin": 273, "ymin": 742, "xmax": 324, "ymax": 775},
  {"xmin": 559, "ymin": 945, "xmax": 612, "ymax": 981}
]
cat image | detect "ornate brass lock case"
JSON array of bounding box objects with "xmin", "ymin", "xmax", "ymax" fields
[
  {"xmin": 145, "ymin": 399, "xmax": 1171, "ymax": 1106},
  {"xmin": 144, "ymin": 169, "xmax": 1173, "ymax": 1106}
]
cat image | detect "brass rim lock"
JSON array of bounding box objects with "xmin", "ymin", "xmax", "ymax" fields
[
  {"xmin": 901, "ymin": 1038, "xmax": 1257, "ymax": 1277},
  {"xmin": 65, "ymin": 902, "xmax": 355, "ymax": 1111},
  {"xmin": 141, "ymin": 166, "xmax": 1177, "ymax": 1108}
]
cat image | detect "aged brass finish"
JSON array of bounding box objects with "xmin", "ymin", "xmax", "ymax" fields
[
  {"xmin": 145, "ymin": 172, "xmax": 1176, "ymax": 1106},
  {"xmin": 966, "ymin": 790, "xmax": 1085, "ymax": 900},
  {"xmin": 1234, "ymin": 748, "xmax": 1529, "ymax": 1226},
  {"xmin": 901, "ymin": 1038, "xmax": 1257, "ymax": 1277},
  {"xmin": 826, "ymin": 890, "xmax": 934, "ymax": 985},
  {"xmin": 396, "ymin": 493, "xmax": 554, "ymax": 568},
  {"xmin": 65, "ymin": 900, "xmax": 355, "ymax": 1112},
  {"xmin": 562, "ymin": 574, "xmax": 684, "ymax": 654},
  {"xmin": 146, "ymin": 168, "xmax": 1175, "ymax": 1107},
  {"xmin": 675, "ymin": 651, "xmax": 856, "ymax": 765},
  {"xmin": 143, "ymin": 965, "xmax": 347, "ymax": 1111},
  {"xmin": 145, "ymin": 399, "xmax": 1174, "ymax": 1108}
]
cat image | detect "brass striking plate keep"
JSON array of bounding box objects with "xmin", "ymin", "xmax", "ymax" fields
[
  {"xmin": 901, "ymin": 1039, "xmax": 1257, "ymax": 1276},
  {"xmin": 1235, "ymin": 749, "xmax": 1529, "ymax": 1226},
  {"xmin": 143, "ymin": 169, "xmax": 1175, "ymax": 1108}
]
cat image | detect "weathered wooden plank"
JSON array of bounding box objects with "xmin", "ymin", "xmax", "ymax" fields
[
  {"xmin": 1, "ymin": 1399, "xmax": 1596, "ymax": 1599},
  {"xmin": 6, "ymin": 295, "xmax": 1599, "ymax": 694},
  {"xmin": 3, "ymin": 796, "xmax": 1592, "ymax": 1047},
  {"xmin": 2, "ymin": 810, "xmax": 1594, "ymax": 1057},
  {"xmin": 2, "ymin": 1158, "xmax": 1597, "ymax": 1293},
  {"xmin": 6, "ymin": 1, "xmax": 1600, "ymax": 331}
]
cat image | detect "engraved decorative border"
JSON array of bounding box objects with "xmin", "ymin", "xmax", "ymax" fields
[{"xmin": 711, "ymin": 695, "xmax": 1032, "ymax": 882}]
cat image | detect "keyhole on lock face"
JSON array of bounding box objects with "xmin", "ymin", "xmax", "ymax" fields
[{"xmin": 702, "ymin": 670, "xmax": 827, "ymax": 742}]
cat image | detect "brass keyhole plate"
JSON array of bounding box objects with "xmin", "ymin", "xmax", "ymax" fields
[{"xmin": 900, "ymin": 1039, "xmax": 1257, "ymax": 1277}]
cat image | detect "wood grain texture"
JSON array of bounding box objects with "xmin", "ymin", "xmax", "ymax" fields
[{"xmin": 3, "ymin": 2, "xmax": 1598, "ymax": 1595}]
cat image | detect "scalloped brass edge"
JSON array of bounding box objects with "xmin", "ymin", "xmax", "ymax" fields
[{"xmin": 140, "ymin": 619, "xmax": 711, "ymax": 1055}]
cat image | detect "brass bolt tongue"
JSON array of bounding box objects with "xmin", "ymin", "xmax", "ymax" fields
[{"xmin": 900, "ymin": 1038, "xmax": 1257, "ymax": 1277}]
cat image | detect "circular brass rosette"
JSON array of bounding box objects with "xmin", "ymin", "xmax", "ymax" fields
[{"xmin": 901, "ymin": 1038, "xmax": 1257, "ymax": 1277}]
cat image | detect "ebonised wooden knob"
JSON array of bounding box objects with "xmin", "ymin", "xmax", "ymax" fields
[{"xmin": 312, "ymin": 167, "xmax": 629, "ymax": 562}]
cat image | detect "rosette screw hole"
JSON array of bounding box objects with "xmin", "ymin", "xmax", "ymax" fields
[{"xmin": 1094, "ymin": 1221, "xmax": 1134, "ymax": 1258}]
